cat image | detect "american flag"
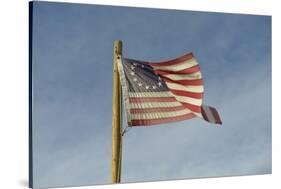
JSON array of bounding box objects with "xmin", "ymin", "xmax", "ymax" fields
[{"xmin": 116, "ymin": 52, "xmax": 222, "ymax": 126}]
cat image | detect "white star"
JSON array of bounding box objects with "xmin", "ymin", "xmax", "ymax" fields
[
  {"xmin": 131, "ymin": 65, "xmax": 135, "ymax": 70},
  {"xmin": 130, "ymin": 72, "xmax": 135, "ymax": 76},
  {"xmin": 141, "ymin": 65, "xmax": 145, "ymax": 68},
  {"xmin": 138, "ymin": 83, "xmax": 143, "ymax": 86},
  {"xmin": 158, "ymin": 76, "xmax": 162, "ymax": 81},
  {"xmin": 133, "ymin": 77, "xmax": 137, "ymax": 82},
  {"xmin": 145, "ymin": 85, "xmax": 150, "ymax": 89},
  {"xmin": 152, "ymin": 85, "xmax": 157, "ymax": 89},
  {"xmin": 158, "ymin": 82, "xmax": 162, "ymax": 87},
  {"xmin": 133, "ymin": 63, "xmax": 137, "ymax": 66}
]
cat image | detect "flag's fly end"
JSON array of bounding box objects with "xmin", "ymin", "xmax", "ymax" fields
[{"xmin": 201, "ymin": 105, "xmax": 222, "ymax": 125}]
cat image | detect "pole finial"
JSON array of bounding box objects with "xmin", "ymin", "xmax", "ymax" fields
[{"xmin": 114, "ymin": 40, "xmax": 122, "ymax": 56}]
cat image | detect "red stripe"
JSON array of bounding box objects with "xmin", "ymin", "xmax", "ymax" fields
[
  {"xmin": 154, "ymin": 65, "xmax": 200, "ymax": 75},
  {"xmin": 181, "ymin": 102, "xmax": 201, "ymax": 113},
  {"xmin": 148, "ymin": 52, "xmax": 194, "ymax": 67},
  {"xmin": 170, "ymin": 89, "xmax": 203, "ymax": 99},
  {"xmin": 163, "ymin": 78, "xmax": 203, "ymax": 86},
  {"xmin": 210, "ymin": 107, "xmax": 222, "ymax": 124},
  {"xmin": 129, "ymin": 113, "xmax": 195, "ymax": 126},
  {"xmin": 129, "ymin": 97, "xmax": 176, "ymax": 103},
  {"xmin": 130, "ymin": 106, "xmax": 186, "ymax": 114}
]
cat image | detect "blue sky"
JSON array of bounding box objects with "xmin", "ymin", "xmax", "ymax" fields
[{"xmin": 31, "ymin": 1, "xmax": 271, "ymax": 188}]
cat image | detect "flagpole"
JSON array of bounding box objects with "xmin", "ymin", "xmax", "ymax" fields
[{"xmin": 112, "ymin": 40, "xmax": 123, "ymax": 184}]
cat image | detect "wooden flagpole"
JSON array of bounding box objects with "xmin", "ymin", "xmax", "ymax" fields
[{"xmin": 112, "ymin": 40, "xmax": 123, "ymax": 183}]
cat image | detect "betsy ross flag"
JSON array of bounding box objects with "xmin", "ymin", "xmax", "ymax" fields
[{"xmin": 116, "ymin": 52, "xmax": 222, "ymax": 126}]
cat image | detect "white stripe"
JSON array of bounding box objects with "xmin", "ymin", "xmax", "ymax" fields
[
  {"xmin": 202, "ymin": 106, "xmax": 216, "ymax": 123},
  {"xmin": 173, "ymin": 95, "xmax": 203, "ymax": 106},
  {"xmin": 193, "ymin": 112, "xmax": 203, "ymax": 118},
  {"xmin": 152, "ymin": 58, "xmax": 198, "ymax": 71},
  {"xmin": 130, "ymin": 109, "xmax": 192, "ymax": 120},
  {"xmin": 129, "ymin": 91, "xmax": 174, "ymax": 98},
  {"xmin": 164, "ymin": 71, "xmax": 202, "ymax": 80},
  {"xmin": 166, "ymin": 82, "xmax": 204, "ymax": 93},
  {"xmin": 130, "ymin": 101, "xmax": 182, "ymax": 109}
]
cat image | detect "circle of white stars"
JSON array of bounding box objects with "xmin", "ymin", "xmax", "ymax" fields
[{"xmin": 130, "ymin": 62, "xmax": 163, "ymax": 90}]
